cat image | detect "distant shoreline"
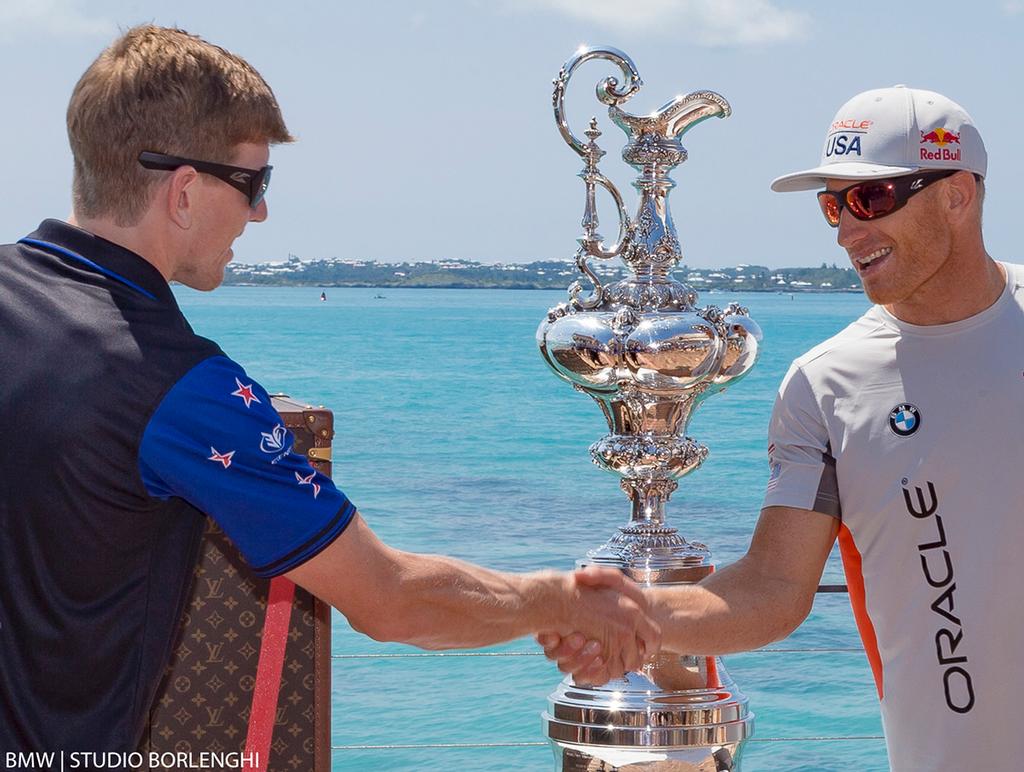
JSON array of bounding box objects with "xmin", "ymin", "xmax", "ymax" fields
[{"xmin": 223, "ymin": 258, "xmax": 863, "ymax": 294}]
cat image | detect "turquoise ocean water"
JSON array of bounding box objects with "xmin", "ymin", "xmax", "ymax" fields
[{"xmin": 174, "ymin": 286, "xmax": 884, "ymax": 772}]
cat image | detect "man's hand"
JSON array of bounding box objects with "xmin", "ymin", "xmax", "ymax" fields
[
  {"xmin": 539, "ymin": 509, "xmax": 840, "ymax": 667},
  {"xmin": 539, "ymin": 566, "xmax": 658, "ymax": 686}
]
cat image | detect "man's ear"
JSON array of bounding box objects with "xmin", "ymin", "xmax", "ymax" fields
[
  {"xmin": 167, "ymin": 166, "xmax": 200, "ymax": 229},
  {"xmin": 944, "ymin": 170, "xmax": 977, "ymax": 222}
]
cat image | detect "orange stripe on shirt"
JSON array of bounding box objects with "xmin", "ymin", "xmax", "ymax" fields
[
  {"xmin": 703, "ymin": 565, "xmax": 719, "ymax": 688},
  {"xmin": 838, "ymin": 523, "xmax": 884, "ymax": 700}
]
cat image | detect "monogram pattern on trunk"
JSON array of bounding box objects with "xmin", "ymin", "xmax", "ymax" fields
[{"xmin": 142, "ymin": 397, "xmax": 333, "ymax": 772}]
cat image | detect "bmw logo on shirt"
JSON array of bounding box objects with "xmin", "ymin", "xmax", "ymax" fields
[{"xmin": 889, "ymin": 403, "xmax": 921, "ymax": 437}]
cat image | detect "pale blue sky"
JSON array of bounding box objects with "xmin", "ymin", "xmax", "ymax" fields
[{"xmin": 1, "ymin": 0, "xmax": 1020, "ymax": 268}]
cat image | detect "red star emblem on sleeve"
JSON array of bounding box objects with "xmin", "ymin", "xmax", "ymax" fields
[
  {"xmin": 295, "ymin": 471, "xmax": 321, "ymax": 499},
  {"xmin": 231, "ymin": 377, "xmax": 261, "ymax": 408},
  {"xmin": 208, "ymin": 447, "xmax": 235, "ymax": 468}
]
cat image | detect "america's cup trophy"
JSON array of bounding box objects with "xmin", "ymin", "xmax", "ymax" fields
[{"xmin": 538, "ymin": 47, "xmax": 760, "ymax": 771}]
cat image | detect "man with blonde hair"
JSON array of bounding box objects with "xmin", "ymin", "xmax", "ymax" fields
[{"xmin": 0, "ymin": 26, "xmax": 658, "ymax": 754}]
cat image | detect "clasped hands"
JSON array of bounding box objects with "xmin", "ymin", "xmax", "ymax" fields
[{"xmin": 539, "ymin": 566, "xmax": 660, "ymax": 686}]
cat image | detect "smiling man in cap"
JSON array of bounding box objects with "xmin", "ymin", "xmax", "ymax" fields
[
  {"xmin": 771, "ymin": 85, "xmax": 996, "ymax": 324},
  {"xmin": 541, "ymin": 85, "xmax": 1020, "ymax": 770}
]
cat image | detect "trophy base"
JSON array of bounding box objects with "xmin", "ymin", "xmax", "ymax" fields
[
  {"xmin": 543, "ymin": 659, "xmax": 752, "ymax": 772},
  {"xmin": 551, "ymin": 742, "xmax": 743, "ymax": 771}
]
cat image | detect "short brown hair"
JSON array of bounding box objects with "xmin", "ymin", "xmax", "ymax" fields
[{"xmin": 67, "ymin": 25, "xmax": 294, "ymax": 225}]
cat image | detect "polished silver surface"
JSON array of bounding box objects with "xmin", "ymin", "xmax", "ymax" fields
[
  {"xmin": 539, "ymin": 46, "xmax": 760, "ymax": 770},
  {"xmin": 545, "ymin": 659, "xmax": 751, "ymax": 770},
  {"xmin": 553, "ymin": 742, "xmax": 744, "ymax": 772}
]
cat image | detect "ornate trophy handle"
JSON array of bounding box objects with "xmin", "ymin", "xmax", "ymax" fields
[
  {"xmin": 578, "ymin": 118, "xmax": 631, "ymax": 260},
  {"xmin": 569, "ymin": 247, "xmax": 605, "ymax": 309},
  {"xmin": 552, "ymin": 45, "xmax": 642, "ymax": 157},
  {"xmin": 554, "ymin": 47, "xmax": 638, "ymax": 260},
  {"xmin": 553, "ymin": 48, "xmax": 641, "ymax": 300},
  {"xmin": 571, "ymin": 121, "xmax": 629, "ymax": 309}
]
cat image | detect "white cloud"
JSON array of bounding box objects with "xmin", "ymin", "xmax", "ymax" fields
[
  {"xmin": 510, "ymin": 0, "xmax": 811, "ymax": 46},
  {"xmin": 0, "ymin": 0, "xmax": 114, "ymax": 40},
  {"xmin": 1003, "ymin": 0, "xmax": 1024, "ymax": 14}
]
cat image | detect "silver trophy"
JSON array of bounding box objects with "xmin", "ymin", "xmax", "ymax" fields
[{"xmin": 538, "ymin": 47, "xmax": 760, "ymax": 771}]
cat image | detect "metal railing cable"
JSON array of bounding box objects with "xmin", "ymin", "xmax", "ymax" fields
[
  {"xmin": 332, "ymin": 735, "xmax": 885, "ymax": 751},
  {"xmin": 331, "ymin": 646, "xmax": 864, "ymax": 660}
]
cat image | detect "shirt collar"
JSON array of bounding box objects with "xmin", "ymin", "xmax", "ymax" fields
[{"xmin": 24, "ymin": 219, "xmax": 175, "ymax": 303}]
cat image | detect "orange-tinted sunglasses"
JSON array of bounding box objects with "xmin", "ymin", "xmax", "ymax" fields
[{"xmin": 817, "ymin": 170, "xmax": 957, "ymax": 227}]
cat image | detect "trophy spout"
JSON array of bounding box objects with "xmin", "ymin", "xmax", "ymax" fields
[{"xmin": 609, "ymin": 90, "xmax": 732, "ymax": 143}]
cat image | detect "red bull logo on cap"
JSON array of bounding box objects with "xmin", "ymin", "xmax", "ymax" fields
[{"xmin": 920, "ymin": 127, "xmax": 962, "ymax": 162}]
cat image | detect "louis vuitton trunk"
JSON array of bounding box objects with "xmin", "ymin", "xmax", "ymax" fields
[{"xmin": 140, "ymin": 395, "xmax": 333, "ymax": 772}]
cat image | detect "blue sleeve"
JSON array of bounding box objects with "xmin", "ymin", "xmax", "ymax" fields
[{"xmin": 138, "ymin": 355, "xmax": 356, "ymax": 577}]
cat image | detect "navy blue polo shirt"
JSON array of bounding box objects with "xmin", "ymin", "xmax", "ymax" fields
[{"xmin": 0, "ymin": 220, "xmax": 355, "ymax": 753}]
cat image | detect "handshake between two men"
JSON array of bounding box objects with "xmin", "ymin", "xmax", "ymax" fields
[
  {"xmin": 287, "ymin": 507, "xmax": 828, "ymax": 684},
  {"xmin": 287, "ymin": 513, "xmax": 662, "ymax": 685},
  {"xmin": 536, "ymin": 565, "xmax": 660, "ymax": 686},
  {"xmin": 533, "ymin": 506, "xmax": 839, "ymax": 683}
]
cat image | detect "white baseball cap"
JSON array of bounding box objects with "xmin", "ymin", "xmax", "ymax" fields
[{"xmin": 771, "ymin": 85, "xmax": 986, "ymax": 192}]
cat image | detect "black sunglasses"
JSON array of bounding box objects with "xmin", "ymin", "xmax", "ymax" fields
[
  {"xmin": 817, "ymin": 170, "xmax": 958, "ymax": 228},
  {"xmin": 138, "ymin": 151, "xmax": 272, "ymax": 208}
]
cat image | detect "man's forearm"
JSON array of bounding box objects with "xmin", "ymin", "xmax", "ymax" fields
[
  {"xmin": 288, "ymin": 515, "xmax": 568, "ymax": 649},
  {"xmin": 368, "ymin": 550, "xmax": 566, "ymax": 649},
  {"xmin": 647, "ymin": 556, "xmax": 814, "ymax": 655},
  {"xmin": 287, "ymin": 512, "xmax": 657, "ymax": 670}
]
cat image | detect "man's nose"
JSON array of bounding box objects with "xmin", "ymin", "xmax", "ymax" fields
[
  {"xmin": 836, "ymin": 208, "xmax": 866, "ymax": 248},
  {"xmin": 249, "ymin": 198, "xmax": 268, "ymax": 223}
]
